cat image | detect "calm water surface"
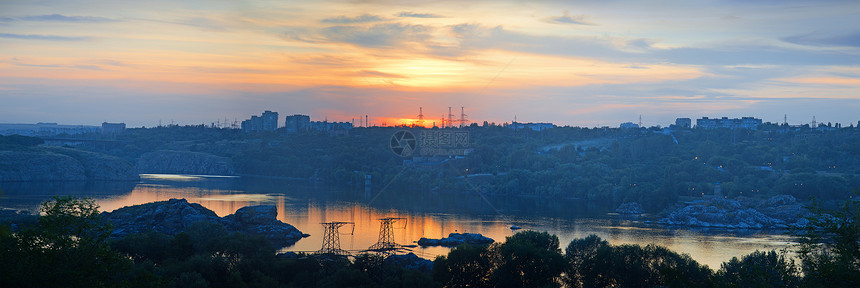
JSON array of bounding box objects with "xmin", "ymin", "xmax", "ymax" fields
[{"xmin": 0, "ymin": 174, "xmax": 796, "ymax": 269}]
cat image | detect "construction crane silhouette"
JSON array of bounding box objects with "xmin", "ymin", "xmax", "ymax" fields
[
  {"xmin": 316, "ymin": 221, "xmax": 354, "ymax": 255},
  {"xmin": 365, "ymin": 217, "xmax": 410, "ymax": 255}
]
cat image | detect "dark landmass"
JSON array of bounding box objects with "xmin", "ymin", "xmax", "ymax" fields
[
  {"xmin": 0, "ymin": 145, "xmax": 138, "ymax": 182},
  {"xmin": 101, "ymin": 198, "xmax": 304, "ymax": 247},
  {"xmin": 63, "ymin": 123, "xmax": 857, "ymax": 214}
]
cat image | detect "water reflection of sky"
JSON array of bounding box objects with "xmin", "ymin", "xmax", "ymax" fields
[{"xmin": 0, "ymin": 174, "xmax": 797, "ymax": 269}]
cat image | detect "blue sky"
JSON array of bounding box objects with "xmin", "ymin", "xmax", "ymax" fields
[{"xmin": 0, "ymin": 0, "xmax": 858, "ymax": 127}]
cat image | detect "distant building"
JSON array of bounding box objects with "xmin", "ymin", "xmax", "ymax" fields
[
  {"xmin": 674, "ymin": 118, "xmax": 692, "ymax": 129},
  {"xmin": 0, "ymin": 122, "xmax": 100, "ymax": 136},
  {"xmin": 101, "ymin": 122, "xmax": 126, "ymax": 134},
  {"xmin": 241, "ymin": 111, "xmax": 279, "ymax": 133},
  {"xmin": 507, "ymin": 122, "xmax": 554, "ymax": 131},
  {"xmin": 619, "ymin": 122, "xmax": 640, "ymax": 129},
  {"xmin": 284, "ymin": 114, "xmax": 310, "ymax": 134},
  {"xmin": 696, "ymin": 117, "xmax": 762, "ymax": 130},
  {"xmin": 310, "ymin": 120, "xmax": 353, "ymax": 136}
]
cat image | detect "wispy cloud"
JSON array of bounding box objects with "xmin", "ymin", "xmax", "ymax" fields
[
  {"xmin": 0, "ymin": 33, "xmax": 91, "ymax": 41},
  {"xmin": 321, "ymin": 14, "xmax": 384, "ymax": 24},
  {"xmin": 397, "ymin": 11, "xmax": 444, "ymax": 18},
  {"xmin": 781, "ymin": 32, "xmax": 860, "ymax": 48},
  {"xmin": 320, "ymin": 23, "xmax": 432, "ymax": 48},
  {"xmin": 546, "ymin": 11, "xmax": 593, "ymax": 25},
  {"xmin": 21, "ymin": 14, "xmax": 116, "ymax": 23},
  {"xmin": 361, "ymin": 70, "xmax": 407, "ymax": 78}
]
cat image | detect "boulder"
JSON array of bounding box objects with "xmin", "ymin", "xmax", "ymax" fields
[
  {"xmin": 384, "ymin": 253, "xmax": 433, "ymax": 272},
  {"xmin": 418, "ymin": 233, "xmax": 494, "ymax": 247},
  {"xmin": 659, "ymin": 195, "xmax": 809, "ymax": 229},
  {"xmin": 101, "ymin": 199, "xmax": 304, "ymax": 247},
  {"xmin": 222, "ymin": 205, "xmax": 304, "ymax": 247}
]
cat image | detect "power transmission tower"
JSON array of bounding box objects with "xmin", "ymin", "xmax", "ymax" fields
[
  {"xmin": 317, "ymin": 221, "xmax": 354, "ymax": 255},
  {"xmin": 458, "ymin": 107, "xmax": 468, "ymax": 127},
  {"xmin": 367, "ymin": 217, "xmax": 407, "ymax": 255},
  {"xmin": 416, "ymin": 107, "xmax": 425, "ymax": 127}
]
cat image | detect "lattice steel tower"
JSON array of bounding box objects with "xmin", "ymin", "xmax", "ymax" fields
[
  {"xmin": 317, "ymin": 221, "xmax": 354, "ymax": 255},
  {"xmin": 367, "ymin": 217, "xmax": 406, "ymax": 254}
]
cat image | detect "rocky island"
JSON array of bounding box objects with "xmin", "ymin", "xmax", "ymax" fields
[
  {"xmin": 101, "ymin": 198, "xmax": 304, "ymax": 247},
  {"xmin": 659, "ymin": 195, "xmax": 811, "ymax": 229}
]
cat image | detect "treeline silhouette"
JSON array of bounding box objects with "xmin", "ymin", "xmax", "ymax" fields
[{"xmin": 1, "ymin": 196, "xmax": 857, "ymax": 287}]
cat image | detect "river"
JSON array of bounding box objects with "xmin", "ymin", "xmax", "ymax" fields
[{"xmin": 0, "ymin": 174, "xmax": 796, "ymax": 269}]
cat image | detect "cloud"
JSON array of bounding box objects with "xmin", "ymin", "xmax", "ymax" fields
[
  {"xmin": 21, "ymin": 14, "xmax": 116, "ymax": 23},
  {"xmin": 781, "ymin": 32, "xmax": 860, "ymax": 48},
  {"xmin": 397, "ymin": 11, "xmax": 444, "ymax": 18},
  {"xmin": 361, "ymin": 70, "xmax": 407, "ymax": 78},
  {"xmin": 657, "ymin": 44, "xmax": 860, "ymax": 66},
  {"xmin": 0, "ymin": 33, "xmax": 91, "ymax": 41},
  {"xmin": 321, "ymin": 14, "xmax": 384, "ymax": 24},
  {"xmin": 320, "ymin": 23, "xmax": 432, "ymax": 48},
  {"xmin": 546, "ymin": 11, "xmax": 592, "ymax": 25}
]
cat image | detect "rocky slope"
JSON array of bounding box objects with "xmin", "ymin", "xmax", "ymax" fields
[
  {"xmin": 0, "ymin": 147, "xmax": 138, "ymax": 181},
  {"xmin": 136, "ymin": 150, "xmax": 236, "ymax": 175},
  {"xmin": 101, "ymin": 198, "xmax": 304, "ymax": 247},
  {"xmin": 659, "ymin": 195, "xmax": 811, "ymax": 229}
]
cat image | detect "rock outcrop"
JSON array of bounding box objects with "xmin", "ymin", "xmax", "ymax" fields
[
  {"xmin": 222, "ymin": 205, "xmax": 304, "ymax": 247},
  {"xmin": 417, "ymin": 233, "xmax": 494, "ymax": 247},
  {"xmin": 616, "ymin": 202, "xmax": 643, "ymax": 214},
  {"xmin": 384, "ymin": 253, "xmax": 434, "ymax": 272},
  {"xmin": 136, "ymin": 150, "xmax": 236, "ymax": 176},
  {"xmin": 101, "ymin": 199, "xmax": 304, "ymax": 247},
  {"xmin": 659, "ymin": 195, "xmax": 810, "ymax": 229},
  {"xmin": 0, "ymin": 147, "xmax": 138, "ymax": 182}
]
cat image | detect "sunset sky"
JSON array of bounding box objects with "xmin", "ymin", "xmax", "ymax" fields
[{"xmin": 1, "ymin": 0, "xmax": 858, "ymax": 127}]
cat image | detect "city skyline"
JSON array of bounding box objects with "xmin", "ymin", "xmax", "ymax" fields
[{"xmin": 1, "ymin": 0, "xmax": 859, "ymax": 127}]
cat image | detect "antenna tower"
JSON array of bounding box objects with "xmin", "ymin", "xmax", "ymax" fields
[
  {"xmin": 317, "ymin": 221, "xmax": 355, "ymax": 255},
  {"xmin": 416, "ymin": 107, "xmax": 425, "ymax": 127},
  {"xmin": 639, "ymin": 115, "xmax": 643, "ymax": 128},
  {"xmin": 367, "ymin": 217, "xmax": 407, "ymax": 255},
  {"xmin": 784, "ymin": 114, "xmax": 788, "ymax": 126}
]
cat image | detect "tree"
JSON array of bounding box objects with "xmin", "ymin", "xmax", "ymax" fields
[
  {"xmin": 433, "ymin": 244, "xmax": 493, "ymax": 288},
  {"xmin": 564, "ymin": 235, "xmax": 712, "ymax": 288},
  {"xmin": 490, "ymin": 231, "xmax": 565, "ymax": 288},
  {"xmin": 714, "ymin": 250, "xmax": 799, "ymax": 288},
  {"xmin": 795, "ymin": 197, "xmax": 860, "ymax": 287},
  {"xmin": 0, "ymin": 196, "xmax": 151, "ymax": 288},
  {"xmin": 563, "ymin": 234, "xmax": 608, "ymax": 287}
]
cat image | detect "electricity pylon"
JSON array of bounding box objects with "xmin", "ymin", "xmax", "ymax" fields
[
  {"xmin": 367, "ymin": 217, "xmax": 407, "ymax": 255},
  {"xmin": 317, "ymin": 221, "xmax": 354, "ymax": 255}
]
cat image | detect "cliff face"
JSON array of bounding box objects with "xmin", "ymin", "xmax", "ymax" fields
[
  {"xmin": 0, "ymin": 147, "xmax": 138, "ymax": 181},
  {"xmin": 136, "ymin": 150, "xmax": 236, "ymax": 176}
]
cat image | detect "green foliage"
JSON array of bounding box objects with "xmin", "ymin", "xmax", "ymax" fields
[
  {"xmin": 491, "ymin": 231, "xmax": 566, "ymax": 288},
  {"xmin": 795, "ymin": 197, "xmax": 860, "ymax": 287},
  {"xmin": 714, "ymin": 250, "xmax": 799, "ymax": 288},
  {"xmin": 433, "ymin": 245, "xmax": 493, "ymax": 288},
  {"xmin": 0, "ymin": 134, "xmax": 44, "ymax": 149},
  {"xmin": 0, "ymin": 196, "xmax": 153, "ymax": 288},
  {"xmin": 564, "ymin": 235, "xmax": 712, "ymax": 288}
]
